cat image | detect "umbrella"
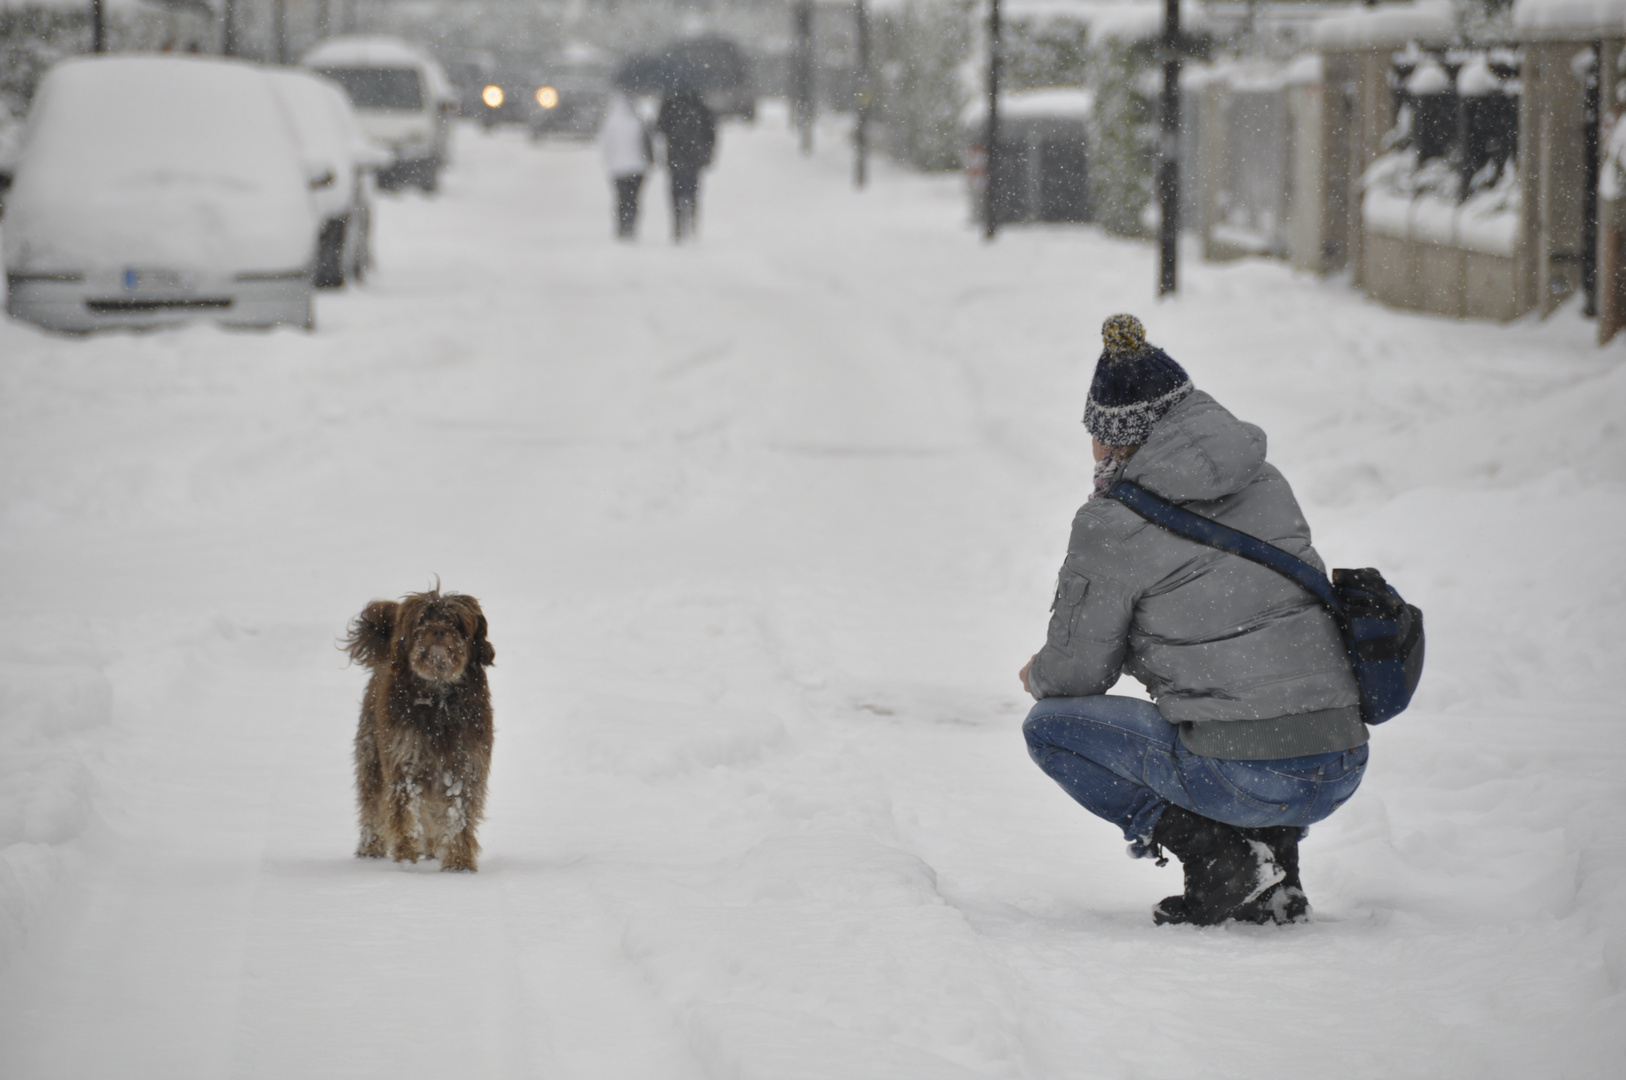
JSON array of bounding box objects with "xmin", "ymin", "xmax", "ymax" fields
[{"xmin": 614, "ymin": 39, "xmax": 743, "ymax": 95}]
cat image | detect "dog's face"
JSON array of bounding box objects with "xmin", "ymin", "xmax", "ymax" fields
[
  {"xmin": 346, "ymin": 589, "xmax": 494, "ymax": 684},
  {"xmin": 400, "ymin": 592, "xmax": 488, "ymax": 684}
]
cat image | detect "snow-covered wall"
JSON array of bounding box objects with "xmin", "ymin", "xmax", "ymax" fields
[
  {"xmin": 1513, "ymin": 0, "xmax": 1626, "ymax": 37},
  {"xmin": 1311, "ymin": 0, "xmax": 1455, "ymax": 50}
]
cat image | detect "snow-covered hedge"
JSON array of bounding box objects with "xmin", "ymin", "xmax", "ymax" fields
[
  {"xmin": 0, "ymin": 0, "xmax": 213, "ymax": 120},
  {"xmin": 877, "ymin": 0, "xmax": 975, "ymax": 172}
]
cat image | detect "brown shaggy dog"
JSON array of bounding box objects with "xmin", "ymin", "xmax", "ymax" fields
[{"xmin": 343, "ymin": 588, "xmax": 494, "ymax": 872}]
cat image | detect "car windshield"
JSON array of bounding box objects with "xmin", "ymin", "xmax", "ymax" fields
[{"xmin": 316, "ymin": 66, "xmax": 423, "ymax": 110}]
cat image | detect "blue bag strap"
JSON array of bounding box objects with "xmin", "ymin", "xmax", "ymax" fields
[{"xmin": 1105, "ymin": 481, "xmax": 1342, "ymax": 614}]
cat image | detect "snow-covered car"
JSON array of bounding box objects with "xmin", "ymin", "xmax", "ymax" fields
[
  {"xmin": 528, "ymin": 72, "xmax": 611, "ymax": 140},
  {"xmin": 267, "ymin": 67, "xmax": 390, "ymax": 288},
  {"xmin": 3, "ymin": 55, "xmax": 320, "ymax": 334},
  {"xmin": 0, "ymin": 101, "xmax": 22, "ymax": 219},
  {"xmin": 303, "ymin": 36, "xmax": 456, "ymax": 192},
  {"xmin": 471, "ymin": 62, "xmax": 547, "ymax": 129}
]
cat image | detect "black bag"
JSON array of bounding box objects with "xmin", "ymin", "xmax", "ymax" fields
[{"xmin": 1106, "ymin": 481, "xmax": 1425, "ymax": 725}]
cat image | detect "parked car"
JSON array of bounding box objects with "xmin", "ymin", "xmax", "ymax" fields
[
  {"xmin": 4, "ymin": 55, "xmax": 319, "ymax": 333},
  {"xmin": 0, "ymin": 102, "xmax": 21, "ymax": 219},
  {"xmin": 267, "ymin": 67, "xmax": 390, "ymax": 288},
  {"xmin": 302, "ymin": 36, "xmax": 455, "ymax": 192},
  {"xmin": 441, "ymin": 49, "xmax": 496, "ymax": 119}
]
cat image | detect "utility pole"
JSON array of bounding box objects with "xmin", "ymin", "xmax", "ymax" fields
[
  {"xmin": 90, "ymin": 0, "xmax": 105, "ymax": 52},
  {"xmin": 1583, "ymin": 41, "xmax": 1601, "ymax": 317},
  {"xmin": 222, "ymin": 0, "xmax": 237, "ymax": 56},
  {"xmin": 854, "ymin": 0, "xmax": 871, "ymax": 188},
  {"xmin": 1157, "ymin": 0, "xmax": 1180, "ymax": 296},
  {"xmin": 793, "ymin": 0, "xmax": 815, "ymax": 156},
  {"xmin": 983, "ymin": 0, "xmax": 1002, "ymax": 240},
  {"xmin": 273, "ymin": 0, "xmax": 287, "ymax": 63}
]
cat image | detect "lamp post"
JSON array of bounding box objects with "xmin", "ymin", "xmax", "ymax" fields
[
  {"xmin": 90, "ymin": 0, "xmax": 104, "ymax": 51},
  {"xmin": 793, "ymin": 0, "xmax": 815, "ymax": 156},
  {"xmin": 983, "ymin": 0, "xmax": 1002, "ymax": 240},
  {"xmin": 273, "ymin": 0, "xmax": 287, "ymax": 63},
  {"xmin": 854, "ymin": 0, "xmax": 871, "ymax": 188},
  {"xmin": 1157, "ymin": 0, "xmax": 1180, "ymax": 296}
]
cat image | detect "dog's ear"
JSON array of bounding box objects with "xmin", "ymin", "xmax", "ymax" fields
[
  {"xmin": 343, "ymin": 601, "xmax": 399, "ymax": 668},
  {"xmin": 474, "ymin": 613, "xmax": 495, "ymax": 667}
]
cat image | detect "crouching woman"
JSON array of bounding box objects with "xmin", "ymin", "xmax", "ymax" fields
[{"xmin": 1020, "ymin": 315, "xmax": 1369, "ymax": 926}]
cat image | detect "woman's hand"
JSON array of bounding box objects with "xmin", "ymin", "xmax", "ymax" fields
[{"xmin": 1019, "ymin": 656, "xmax": 1034, "ymax": 692}]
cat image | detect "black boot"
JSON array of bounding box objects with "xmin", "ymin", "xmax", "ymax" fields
[
  {"xmin": 1149, "ymin": 805, "xmax": 1285, "ymax": 926},
  {"xmin": 1233, "ymin": 826, "xmax": 1311, "ymax": 924}
]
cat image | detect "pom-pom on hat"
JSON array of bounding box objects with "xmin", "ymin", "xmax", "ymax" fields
[{"xmin": 1083, "ymin": 314, "xmax": 1193, "ymax": 446}]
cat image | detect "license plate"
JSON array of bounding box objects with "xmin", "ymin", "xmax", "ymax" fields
[{"xmin": 123, "ymin": 268, "xmax": 191, "ymax": 291}]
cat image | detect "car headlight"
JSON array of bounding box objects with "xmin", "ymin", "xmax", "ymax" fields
[
  {"xmin": 482, "ymin": 85, "xmax": 504, "ymax": 108},
  {"xmin": 536, "ymin": 86, "xmax": 559, "ymax": 109}
]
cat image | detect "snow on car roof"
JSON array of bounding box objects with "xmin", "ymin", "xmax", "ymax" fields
[
  {"xmin": 303, "ymin": 35, "xmax": 432, "ymax": 67},
  {"xmin": 4, "ymin": 55, "xmax": 314, "ymax": 273},
  {"xmin": 302, "ymin": 35, "xmax": 453, "ymax": 99},
  {"xmin": 268, "ymin": 68, "xmax": 376, "ymax": 166},
  {"xmin": 266, "ymin": 67, "xmax": 372, "ymax": 216}
]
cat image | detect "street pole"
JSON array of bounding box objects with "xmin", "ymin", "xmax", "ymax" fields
[
  {"xmin": 90, "ymin": 0, "xmax": 104, "ymax": 52},
  {"xmin": 793, "ymin": 0, "xmax": 815, "ymax": 156},
  {"xmin": 854, "ymin": 0, "xmax": 871, "ymax": 188},
  {"xmin": 1582, "ymin": 41, "xmax": 1601, "ymax": 317},
  {"xmin": 983, "ymin": 0, "xmax": 1002, "ymax": 241},
  {"xmin": 222, "ymin": 0, "xmax": 236, "ymax": 56},
  {"xmin": 273, "ymin": 0, "xmax": 287, "ymax": 63},
  {"xmin": 1157, "ymin": 0, "xmax": 1180, "ymax": 296}
]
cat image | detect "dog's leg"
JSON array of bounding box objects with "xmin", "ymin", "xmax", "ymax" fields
[
  {"xmin": 385, "ymin": 772, "xmax": 424, "ymax": 863},
  {"xmin": 439, "ymin": 761, "xmax": 485, "ymax": 872},
  {"xmin": 354, "ymin": 726, "xmax": 388, "ymax": 859}
]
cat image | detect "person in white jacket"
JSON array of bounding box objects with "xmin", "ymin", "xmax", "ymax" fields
[{"xmin": 599, "ymin": 93, "xmax": 652, "ymax": 239}]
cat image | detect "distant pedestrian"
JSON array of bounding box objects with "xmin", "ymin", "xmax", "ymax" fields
[
  {"xmin": 600, "ymin": 93, "xmax": 652, "ymax": 240},
  {"xmin": 655, "ymin": 89, "xmax": 716, "ymax": 242}
]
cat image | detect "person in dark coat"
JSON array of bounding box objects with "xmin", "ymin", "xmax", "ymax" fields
[
  {"xmin": 655, "ymin": 89, "xmax": 716, "ymax": 241},
  {"xmin": 1020, "ymin": 314, "xmax": 1369, "ymax": 927}
]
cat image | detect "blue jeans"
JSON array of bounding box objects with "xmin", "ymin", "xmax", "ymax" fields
[{"xmin": 1023, "ymin": 695, "xmax": 1369, "ymax": 854}]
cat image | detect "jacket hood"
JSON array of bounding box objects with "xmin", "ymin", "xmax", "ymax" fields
[{"xmin": 1119, "ymin": 390, "xmax": 1267, "ymax": 501}]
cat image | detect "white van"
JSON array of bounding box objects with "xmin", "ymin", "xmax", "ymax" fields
[
  {"xmin": 4, "ymin": 55, "xmax": 318, "ymax": 333},
  {"xmin": 267, "ymin": 67, "xmax": 391, "ymax": 288},
  {"xmin": 302, "ymin": 36, "xmax": 456, "ymax": 192}
]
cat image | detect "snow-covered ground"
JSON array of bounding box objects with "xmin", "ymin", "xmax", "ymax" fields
[{"xmin": 1, "ymin": 111, "xmax": 1622, "ymax": 1078}]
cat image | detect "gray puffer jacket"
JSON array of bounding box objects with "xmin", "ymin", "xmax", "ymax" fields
[{"xmin": 1027, "ymin": 389, "xmax": 1365, "ymax": 760}]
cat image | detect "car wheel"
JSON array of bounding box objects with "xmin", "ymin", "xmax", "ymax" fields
[
  {"xmin": 349, "ymin": 212, "xmax": 371, "ymax": 282},
  {"xmin": 314, "ymin": 218, "xmax": 347, "ymax": 289}
]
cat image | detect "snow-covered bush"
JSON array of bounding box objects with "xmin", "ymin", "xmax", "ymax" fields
[
  {"xmin": 0, "ymin": 2, "xmax": 213, "ymax": 120},
  {"xmin": 0, "ymin": 6, "xmax": 86, "ymax": 121},
  {"xmin": 1001, "ymin": 5, "xmax": 1090, "ymax": 90},
  {"xmin": 877, "ymin": 0, "xmax": 973, "ymax": 172},
  {"xmin": 1087, "ymin": 37, "xmax": 1156, "ymax": 237}
]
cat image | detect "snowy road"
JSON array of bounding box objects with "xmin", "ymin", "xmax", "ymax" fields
[{"xmin": 2, "ymin": 114, "xmax": 1624, "ymax": 1078}]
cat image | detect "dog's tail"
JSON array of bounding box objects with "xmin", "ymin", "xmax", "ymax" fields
[{"xmin": 342, "ymin": 600, "xmax": 398, "ymax": 667}]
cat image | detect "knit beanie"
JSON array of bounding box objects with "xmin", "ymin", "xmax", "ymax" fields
[{"xmin": 1083, "ymin": 314, "xmax": 1193, "ymax": 446}]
